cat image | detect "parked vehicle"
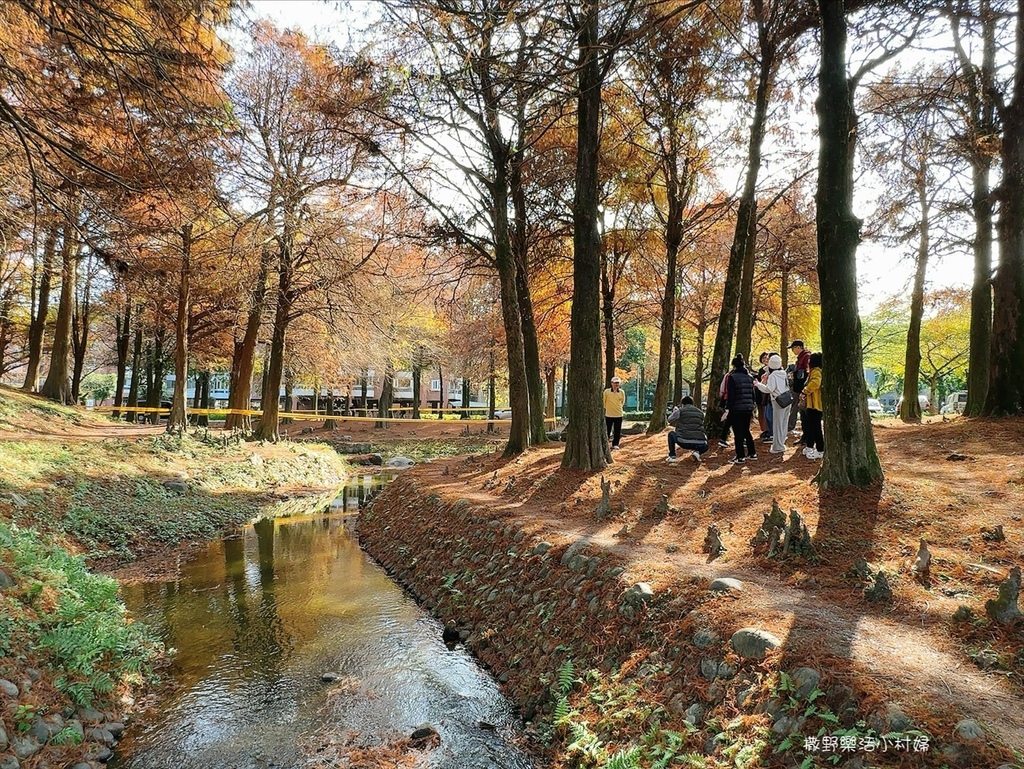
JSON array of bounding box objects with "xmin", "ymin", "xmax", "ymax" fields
[
  {"xmin": 867, "ymin": 398, "xmax": 884, "ymax": 415},
  {"xmin": 940, "ymin": 391, "xmax": 968, "ymax": 415},
  {"xmin": 894, "ymin": 394, "xmax": 931, "ymax": 413}
]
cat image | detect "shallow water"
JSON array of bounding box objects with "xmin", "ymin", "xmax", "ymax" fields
[{"xmin": 111, "ymin": 475, "xmax": 535, "ymax": 769}]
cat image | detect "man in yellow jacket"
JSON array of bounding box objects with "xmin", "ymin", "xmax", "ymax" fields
[{"xmin": 603, "ymin": 376, "xmax": 626, "ymax": 450}]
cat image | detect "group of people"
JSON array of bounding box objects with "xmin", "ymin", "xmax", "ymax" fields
[
  {"xmin": 663, "ymin": 340, "xmax": 824, "ymax": 466},
  {"xmin": 600, "ymin": 340, "xmax": 824, "ymax": 467}
]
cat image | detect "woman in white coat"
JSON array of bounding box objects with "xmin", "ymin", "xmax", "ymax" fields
[{"xmin": 755, "ymin": 354, "xmax": 790, "ymax": 454}]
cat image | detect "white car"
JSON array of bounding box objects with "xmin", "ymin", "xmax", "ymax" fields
[
  {"xmin": 494, "ymin": 409, "xmax": 512, "ymax": 419},
  {"xmin": 867, "ymin": 398, "xmax": 884, "ymax": 415}
]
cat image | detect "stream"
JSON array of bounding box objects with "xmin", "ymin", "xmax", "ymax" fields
[{"xmin": 110, "ymin": 474, "xmax": 536, "ymax": 769}]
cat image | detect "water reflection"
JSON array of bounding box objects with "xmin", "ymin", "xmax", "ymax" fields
[{"xmin": 112, "ymin": 481, "xmax": 534, "ymax": 769}]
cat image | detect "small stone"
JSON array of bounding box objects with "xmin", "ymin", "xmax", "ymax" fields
[
  {"xmin": 162, "ymin": 479, "xmax": 187, "ymax": 493},
  {"xmin": 790, "ymin": 667, "xmax": 821, "ymax": 699},
  {"xmin": 683, "ymin": 704, "xmax": 703, "ymax": 725},
  {"xmin": 532, "ymin": 542, "xmax": 552, "ymax": 556},
  {"xmin": 692, "ymin": 628, "xmax": 719, "ymax": 650},
  {"xmin": 972, "ymin": 649, "xmax": 1000, "ymax": 669},
  {"xmin": 0, "ymin": 722, "xmax": 6, "ymax": 751},
  {"xmin": 0, "ymin": 569, "xmax": 14, "ymax": 589},
  {"xmin": 708, "ymin": 577, "xmax": 743, "ymax": 593},
  {"xmin": 320, "ymin": 672, "xmax": 342, "ymax": 683},
  {"xmin": 71, "ymin": 764, "xmax": 91, "ymax": 769},
  {"xmin": 4, "ymin": 492, "xmax": 28, "ymax": 508},
  {"xmin": 700, "ymin": 658, "xmax": 720, "ymax": 680},
  {"xmin": 771, "ymin": 714, "xmax": 805, "ymax": 735},
  {"xmin": 384, "ymin": 456, "xmax": 416, "ymax": 468},
  {"xmin": 560, "ymin": 538, "xmax": 591, "ymax": 566},
  {"xmin": 982, "ymin": 524, "xmax": 1005, "ymax": 542},
  {"xmin": 622, "ymin": 582, "xmax": 655, "ymax": 609},
  {"xmin": 730, "ymin": 627, "xmax": 781, "ymax": 660},
  {"xmin": 411, "ymin": 723, "xmax": 439, "ymax": 741},
  {"xmin": 953, "ymin": 718, "xmax": 984, "ymax": 742},
  {"xmin": 885, "ymin": 704, "xmax": 913, "ymax": 732},
  {"xmin": 0, "ymin": 755, "xmax": 19, "ymax": 769},
  {"xmin": 29, "ymin": 719, "xmax": 50, "ymax": 743},
  {"xmin": 78, "ymin": 708, "xmax": 104, "ymax": 725},
  {"xmin": 11, "ymin": 736, "xmax": 40, "ymax": 759},
  {"xmin": 104, "ymin": 722, "xmax": 124, "ymax": 738},
  {"xmin": 952, "ymin": 605, "xmax": 974, "ymax": 623},
  {"xmin": 735, "ymin": 687, "xmax": 753, "ymax": 709},
  {"xmin": 0, "ymin": 679, "xmax": 18, "ymax": 697}
]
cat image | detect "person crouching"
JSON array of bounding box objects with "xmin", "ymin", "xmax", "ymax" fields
[{"xmin": 666, "ymin": 396, "xmax": 709, "ymax": 463}]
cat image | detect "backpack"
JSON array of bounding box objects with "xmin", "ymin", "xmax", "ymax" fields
[{"xmin": 792, "ymin": 366, "xmax": 809, "ymax": 393}]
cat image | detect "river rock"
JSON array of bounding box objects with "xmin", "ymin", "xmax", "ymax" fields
[
  {"xmin": 29, "ymin": 719, "xmax": 49, "ymax": 743},
  {"xmin": 71, "ymin": 764, "xmax": 92, "ymax": 769},
  {"xmin": 320, "ymin": 672, "xmax": 342, "ymax": 683},
  {"xmin": 11, "ymin": 737, "xmax": 40, "ymax": 759},
  {"xmin": 622, "ymin": 582, "xmax": 655, "ymax": 609},
  {"xmin": 410, "ymin": 723, "xmax": 439, "ymax": 741},
  {"xmin": 692, "ymin": 628, "xmax": 719, "ymax": 649},
  {"xmin": 730, "ymin": 627, "xmax": 781, "ymax": 660},
  {"xmin": 532, "ymin": 542, "xmax": 552, "ymax": 556},
  {"xmin": 0, "ymin": 569, "xmax": 14, "ymax": 589},
  {"xmin": 790, "ymin": 666, "xmax": 821, "ymax": 699},
  {"xmin": 683, "ymin": 704, "xmax": 703, "ymax": 725},
  {"xmin": 0, "ymin": 721, "xmax": 7, "ymax": 750},
  {"xmin": 953, "ymin": 718, "xmax": 985, "ymax": 742},
  {"xmin": 560, "ymin": 538, "xmax": 591, "ymax": 566},
  {"xmin": 708, "ymin": 577, "xmax": 743, "ymax": 593},
  {"xmin": 0, "ymin": 679, "xmax": 18, "ymax": 697},
  {"xmin": 384, "ymin": 456, "xmax": 415, "ymax": 468},
  {"xmin": 0, "ymin": 756, "xmax": 18, "ymax": 769},
  {"xmin": 162, "ymin": 479, "xmax": 188, "ymax": 493},
  {"xmin": 77, "ymin": 708, "xmax": 104, "ymax": 725}
]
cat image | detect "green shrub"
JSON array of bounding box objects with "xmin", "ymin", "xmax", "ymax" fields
[{"xmin": 0, "ymin": 521, "xmax": 162, "ymax": 706}]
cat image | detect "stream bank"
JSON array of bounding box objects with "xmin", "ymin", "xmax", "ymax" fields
[{"xmin": 358, "ymin": 471, "xmax": 1017, "ymax": 769}]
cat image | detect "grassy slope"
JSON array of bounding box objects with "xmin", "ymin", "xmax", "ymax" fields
[{"xmin": 0, "ymin": 388, "xmax": 349, "ymax": 766}]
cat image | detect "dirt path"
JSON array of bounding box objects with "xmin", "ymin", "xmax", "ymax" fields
[{"xmin": 388, "ymin": 417, "xmax": 1024, "ymax": 753}]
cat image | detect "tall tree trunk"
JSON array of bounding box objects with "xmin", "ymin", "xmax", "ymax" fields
[
  {"xmin": 953, "ymin": 0, "xmax": 996, "ymax": 416},
  {"xmin": 491, "ymin": 173, "xmax": 531, "ymax": 455},
  {"xmin": 282, "ymin": 369, "xmax": 293, "ymax": 425},
  {"xmin": 815, "ymin": 0, "xmax": 883, "ymax": 487},
  {"xmin": 0, "ymin": 291, "xmax": 13, "ymax": 375},
  {"xmin": 602, "ymin": 253, "xmax": 616, "ymax": 387},
  {"xmin": 900, "ymin": 191, "xmax": 929, "ymax": 423},
  {"xmin": 673, "ymin": 335, "xmax": 683, "ymax": 403},
  {"xmin": 253, "ymin": 244, "xmax": 293, "ymax": 442},
  {"xmin": 168, "ymin": 224, "xmax": 192, "ymax": 434},
  {"xmin": 735, "ymin": 202, "xmax": 759, "ymax": 361},
  {"xmin": 637, "ymin": 363, "xmax": 645, "ymax": 412},
  {"xmin": 126, "ymin": 324, "xmax": 143, "ymax": 423},
  {"xmin": 40, "ymin": 211, "xmax": 80, "ymax": 404},
  {"xmin": 780, "ymin": 262, "xmax": 790, "ymax": 365},
  {"xmin": 461, "ymin": 377, "xmax": 471, "ymax": 419},
  {"xmin": 112, "ymin": 302, "xmax": 131, "ymax": 419},
  {"xmin": 984, "ymin": 0, "xmax": 1024, "ymax": 414},
  {"xmin": 510, "ymin": 150, "xmax": 547, "ymax": 444},
  {"xmin": 693, "ymin": 323, "xmax": 706, "ymax": 405},
  {"xmin": 197, "ymin": 370, "xmax": 210, "ymax": 428},
  {"xmin": 488, "ymin": 346, "xmax": 497, "ymax": 434},
  {"xmin": 376, "ymin": 362, "xmax": 394, "ymax": 429},
  {"xmin": 412, "ymin": 345, "xmax": 422, "ymax": 420},
  {"xmin": 324, "ymin": 384, "xmax": 336, "ymax": 430},
  {"xmin": 146, "ymin": 332, "xmax": 165, "ymax": 425},
  {"xmin": 545, "ymin": 365, "xmax": 556, "ymax": 418},
  {"xmin": 704, "ymin": 22, "xmax": 775, "ymax": 434},
  {"xmin": 648, "ymin": 134, "xmax": 683, "ymax": 434},
  {"xmin": 227, "ymin": 246, "xmax": 274, "ymax": 431},
  {"xmin": 23, "ymin": 226, "xmax": 56, "ymax": 392},
  {"xmin": 563, "ymin": 0, "xmax": 609, "ymax": 470},
  {"xmin": 360, "ymin": 371, "xmax": 368, "ymax": 414},
  {"xmin": 70, "ymin": 259, "xmax": 92, "ymax": 404}
]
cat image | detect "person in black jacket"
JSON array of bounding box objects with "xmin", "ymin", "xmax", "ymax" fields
[
  {"xmin": 724, "ymin": 355, "xmax": 758, "ymax": 464},
  {"xmin": 666, "ymin": 396, "xmax": 708, "ymax": 463}
]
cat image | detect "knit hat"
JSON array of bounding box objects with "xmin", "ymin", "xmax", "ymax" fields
[{"xmin": 768, "ymin": 354, "xmax": 782, "ymax": 370}]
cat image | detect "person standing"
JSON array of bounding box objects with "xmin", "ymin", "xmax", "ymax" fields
[
  {"xmin": 666, "ymin": 396, "xmax": 709, "ymax": 463},
  {"xmin": 755, "ymin": 353, "xmax": 790, "ymax": 454},
  {"xmin": 603, "ymin": 376, "xmax": 626, "ymax": 450},
  {"xmin": 724, "ymin": 355, "xmax": 757, "ymax": 464},
  {"xmin": 801, "ymin": 352, "xmax": 824, "ymax": 459},
  {"xmin": 788, "ymin": 340, "xmax": 812, "ymax": 440},
  {"xmin": 754, "ymin": 351, "xmax": 772, "ymax": 441}
]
